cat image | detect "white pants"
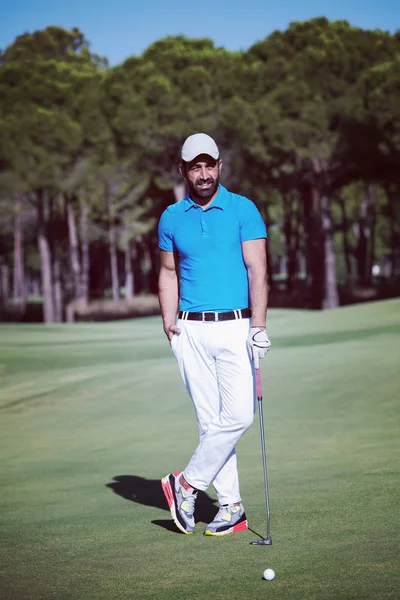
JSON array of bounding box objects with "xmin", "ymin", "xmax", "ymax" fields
[{"xmin": 171, "ymin": 317, "xmax": 255, "ymax": 505}]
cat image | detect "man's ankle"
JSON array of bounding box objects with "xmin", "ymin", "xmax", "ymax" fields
[{"xmin": 179, "ymin": 474, "xmax": 194, "ymax": 492}]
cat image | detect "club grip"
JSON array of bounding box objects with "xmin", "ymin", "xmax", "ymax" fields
[{"xmin": 255, "ymin": 368, "xmax": 262, "ymax": 399}]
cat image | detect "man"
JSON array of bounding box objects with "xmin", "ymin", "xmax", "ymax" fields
[{"xmin": 158, "ymin": 133, "xmax": 271, "ymax": 536}]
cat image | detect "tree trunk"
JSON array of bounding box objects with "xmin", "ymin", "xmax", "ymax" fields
[
  {"xmin": 262, "ymin": 205, "xmax": 274, "ymax": 292},
  {"xmin": 303, "ymin": 182, "xmax": 325, "ymax": 310},
  {"xmin": 0, "ymin": 259, "xmax": 9, "ymax": 306},
  {"xmin": 133, "ymin": 240, "xmax": 142, "ymax": 295},
  {"xmin": 148, "ymin": 236, "xmax": 159, "ymax": 294},
  {"xmin": 32, "ymin": 277, "xmax": 40, "ymax": 298},
  {"xmin": 298, "ymin": 252, "xmax": 306, "ymax": 279},
  {"xmin": 141, "ymin": 246, "xmax": 151, "ymax": 293},
  {"xmin": 80, "ymin": 201, "xmax": 89, "ymax": 304},
  {"xmin": 282, "ymin": 192, "xmax": 291, "ymax": 290},
  {"xmin": 13, "ymin": 194, "xmax": 25, "ymax": 307},
  {"xmin": 355, "ymin": 187, "xmax": 369, "ymax": 286},
  {"xmin": 37, "ymin": 190, "xmax": 55, "ymax": 323},
  {"xmin": 308, "ymin": 158, "xmax": 339, "ymax": 309},
  {"xmin": 66, "ymin": 303, "xmax": 75, "ymax": 323},
  {"xmin": 53, "ymin": 252, "xmax": 63, "ymax": 322},
  {"xmin": 283, "ymin": 192, "xmax": 300, "ymax": 293},
  {"xmin": 366, "ymin": 184, "xmax": 376, "ymax": 284},
  {"xmin": 109, "ymin": 220, "xmax": 119, "ymax": 302},
  {"xmin": 66, "ymin": 197, "xmax": 81, "ymax": 300},
  {"xmin": 338, "ymin": 191, "xmax": 353, "ymax": 286},
  {"xmin": 321, "ymin": 194, "xmax": 339, "ymax": 309},
  {"xmin": 125, "ymin": 243, "xmax": 133, "ymax": 301}
]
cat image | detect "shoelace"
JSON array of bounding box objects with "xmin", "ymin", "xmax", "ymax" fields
[
  {"xmin": 184, "ymin": 490, "xmax": 197, "ymax": 515},
  {"xmin": 213, "ymin": 505, "xmax": 233, "ymax": 521}
]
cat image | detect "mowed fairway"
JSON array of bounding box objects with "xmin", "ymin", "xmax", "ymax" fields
[{"xmin": 1, "ymin": 300, "xmax": 399, "ymax": 600}]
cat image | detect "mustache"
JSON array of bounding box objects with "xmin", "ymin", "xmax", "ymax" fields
[{"xmin": 195, "ymin": 177, "xmax": 215, "ymax": 185}]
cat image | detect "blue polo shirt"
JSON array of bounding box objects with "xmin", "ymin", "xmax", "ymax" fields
[{"xmin": 158, "ymin": 184, "xmax": 267, "ymax": 312}]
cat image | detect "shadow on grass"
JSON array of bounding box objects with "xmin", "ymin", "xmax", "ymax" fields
[{"xmin": 106, "ymin": 475, "xmax": 219, "ymax": 531}]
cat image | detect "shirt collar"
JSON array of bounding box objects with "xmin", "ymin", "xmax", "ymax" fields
[{"xmin": 184, "ymin": 185, "xmax": 228, "ymax": 211}]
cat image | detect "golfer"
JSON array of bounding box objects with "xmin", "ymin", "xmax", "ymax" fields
[{"xmin": 159, "ymin": 133, "xmax": 271, "ymax": 535}]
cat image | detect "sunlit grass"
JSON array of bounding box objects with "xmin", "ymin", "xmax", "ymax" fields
[{"xmin": 1, "ymin": 300, "xmax": 399, "ymax": 599}]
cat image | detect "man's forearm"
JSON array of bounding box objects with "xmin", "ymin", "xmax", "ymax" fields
[
  {"xmin": 158, "ymin": 267, "xmax": 179, "ymax": 332},
  {"xmin": 248, "ymin": 267, "xmax": 268, "ymax": 328}
]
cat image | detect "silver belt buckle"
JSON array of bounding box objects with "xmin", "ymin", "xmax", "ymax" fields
[{"xmin": 202, "ymin": 311, "xmax": 218, "ymax": 322}]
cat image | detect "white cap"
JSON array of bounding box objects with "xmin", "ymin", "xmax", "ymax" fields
[{"xmin": 181, "ymin": 133, "xmax": 219, "ymax": 162}]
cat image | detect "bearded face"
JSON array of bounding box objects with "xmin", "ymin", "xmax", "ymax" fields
[{"xmin": 183, "ymin": 154, "xmax": 221, "ymax": 203}]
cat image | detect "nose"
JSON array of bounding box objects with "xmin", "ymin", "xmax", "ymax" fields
[{"xmin": 199, "ymin": 166, "xmax": 209, "ymax": 180}]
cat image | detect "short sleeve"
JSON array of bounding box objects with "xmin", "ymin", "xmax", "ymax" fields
[
  {"xmin": 158, "ymin": 208, "xmax": 174, "ymax": 252},
  {"xmin": 239, "ymin": 197, "xmax": 267, "ymax": 242}
]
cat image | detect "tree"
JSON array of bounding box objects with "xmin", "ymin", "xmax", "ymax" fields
[
  {"xmin": 1, "ymin": 21, "xmax": 399, "ymax": 322},
  {"xmin": 0, "ymin": 26, "xmax": 107, "ymax": 321},
  {"xmin": 245, "ymin": 18, "xmax": 400, "ymax": 307}
]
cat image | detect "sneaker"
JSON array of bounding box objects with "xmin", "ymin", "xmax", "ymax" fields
[
  {"xmin": 161, "ymin": 472, "xmax": 197, "ymax": 534},
  {"xmin": 204, "ymin": 503, "xmax": 248, "ymax": 536}
]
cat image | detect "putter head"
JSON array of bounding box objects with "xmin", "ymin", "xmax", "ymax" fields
[{"xmin": 250, "ymin": 536, "xmax": 272, "ymax": 546}]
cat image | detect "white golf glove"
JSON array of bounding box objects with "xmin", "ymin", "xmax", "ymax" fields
[{"xmin": 247, "ymin": 327, "xmax": 271, "ymax": 369}]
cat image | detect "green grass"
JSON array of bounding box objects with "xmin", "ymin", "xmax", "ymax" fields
[{"xmin": 1, "ymin": 299, "xmax": 399, "ymax": 600}]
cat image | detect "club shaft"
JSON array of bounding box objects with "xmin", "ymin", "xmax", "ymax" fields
[{"xmin": 256, "ymin": 370, "xmax": 271, "ymax": 540}]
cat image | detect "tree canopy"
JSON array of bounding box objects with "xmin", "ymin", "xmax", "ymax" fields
[{"xmin": 0, "ymin": 20, "xmax": 399, "ymax": 321}]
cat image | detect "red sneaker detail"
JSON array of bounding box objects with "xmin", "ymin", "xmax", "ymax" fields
[
  {"xmin": 161, "ymin": 479, "xmax": 173, "ymax": 509},
  {"xmin": 232, "ymin": 519, "xmax": 248, "ymax": 533}
]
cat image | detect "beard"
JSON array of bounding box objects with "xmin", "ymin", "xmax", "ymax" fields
[{"xmin": 188, "ymin": 174, "xmax": 219, "ymax": 201}]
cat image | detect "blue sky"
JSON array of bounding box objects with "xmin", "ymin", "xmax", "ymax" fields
[{"xmin": 2, "ymin": 0, "xmax": 399, "ymax": 65}]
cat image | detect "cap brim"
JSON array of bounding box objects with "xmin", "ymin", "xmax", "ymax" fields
[{"xmin": 182, "ymin": 150, "xmax": 219, "ymax": 162}]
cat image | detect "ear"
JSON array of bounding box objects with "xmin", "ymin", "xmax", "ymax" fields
[
  {"xmin": 218, "ymin": 159, "xmax": 223, "ymax": 173},
  {"xmin": 179, "ymin": 162, "xmax": 186, "ymax": 177}
]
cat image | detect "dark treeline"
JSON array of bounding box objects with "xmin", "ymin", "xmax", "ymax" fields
[{"xmin": 0, "ymin": 19, "xmax": 399, "ymax": 322}]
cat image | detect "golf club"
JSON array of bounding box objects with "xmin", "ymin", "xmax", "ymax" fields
[{"xmin": 250, "ymin": 367, "xmax": 272, "ymax": 545}]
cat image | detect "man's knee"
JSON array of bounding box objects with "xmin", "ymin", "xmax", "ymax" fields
[{"xmin": 224, "ymin": 407, "xmax": 253, "ymax": 432}]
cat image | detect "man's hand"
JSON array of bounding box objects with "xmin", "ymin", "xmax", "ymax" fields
[
  {"xmin": 247, "ymin": 327, "xmax": 271, "ymax": 369},
  {"xmin": 165, "ymin": 324, "xmax": 181, "ymax": 344}
]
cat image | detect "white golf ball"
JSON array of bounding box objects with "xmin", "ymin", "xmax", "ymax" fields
[{"xmin": 263, "ymin": 568, "xmax": 275, "ymax": 581}]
